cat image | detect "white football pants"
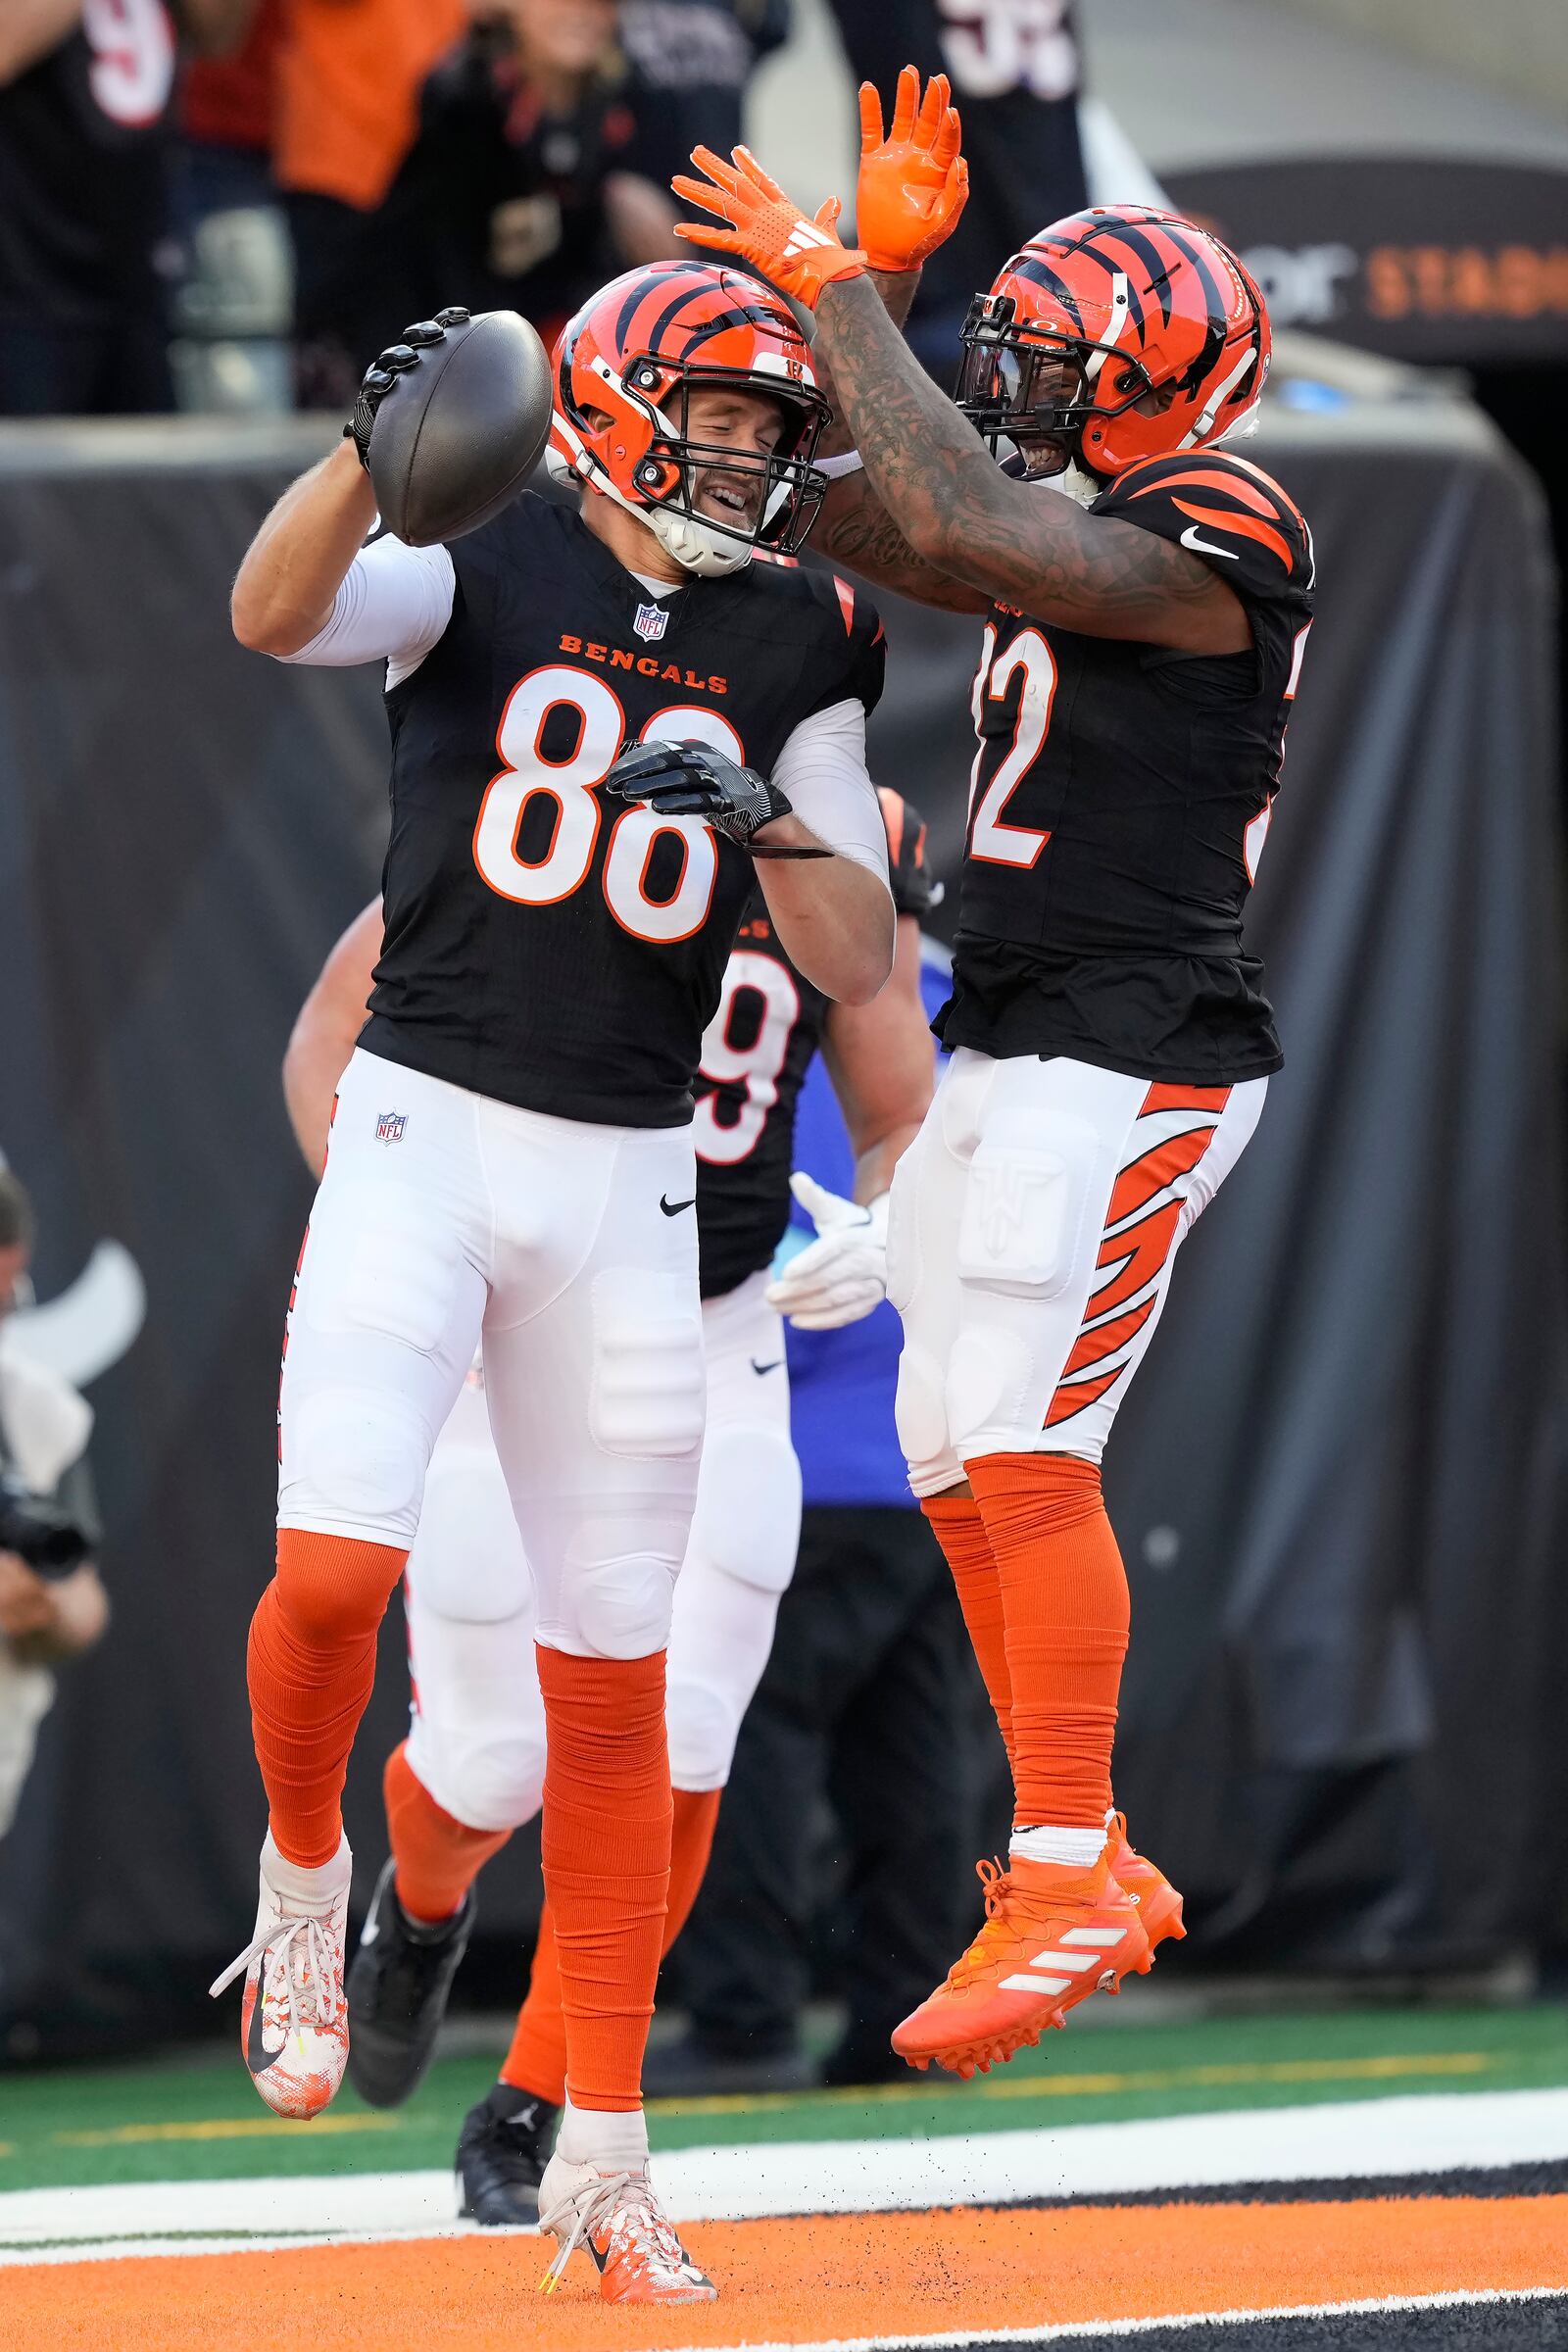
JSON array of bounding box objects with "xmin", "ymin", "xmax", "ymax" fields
[
  {"xmin": 403, "ymin": 1268, "xmax": 801, "ymax": 1832},
  {"xmin": 277, "ymin": 1049, "xmax": 705, "ymax": 1660},
  {"xmin": 889, "ymin": 1050, "xmax": 1267, "ymax": 1494}
]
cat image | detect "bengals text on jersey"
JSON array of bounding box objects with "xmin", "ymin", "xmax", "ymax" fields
[{"xmin": 362, "ymin": 493, "xmax": 885, "ymax": 1128}]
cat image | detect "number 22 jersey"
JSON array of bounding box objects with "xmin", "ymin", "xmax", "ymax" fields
[
  {"xmin": 939, "ymin": 449, "xmax": 1314, "ymax": 1085},
  {"xmin": 358, "ymin": 493, "xmax": 887, "ymax": 1128}
]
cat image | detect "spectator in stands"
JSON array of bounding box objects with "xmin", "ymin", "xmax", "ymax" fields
[
  {"xmin": 0, "ymin": 1170, "xmax": 108, "ymax": 1843},
  {"xmin": 617, "ymin": 0, "xmax": 784, "ymax": 156},
  {"xmin": 173, "ymin": 0, "xmax": 291, "ymax": 411},
  {"xmin": 827, "ymin": 0, "xmax": 1088, "ymax": 376},
  {"xmin": 381, "ymin": 0, "xmax": 719, "ymax": 357},
  {"xmin": 0, "ymin": 0, "xmax": 258, "ymax": 416},
  {"xmin": 272, "ymin": 0, "xmax": 466, "ymax": 405},
  {"xmin": 659, "ymin": 947, "xmax": 994, "ymax": 2092}
]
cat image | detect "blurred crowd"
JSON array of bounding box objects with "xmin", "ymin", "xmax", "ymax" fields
[
  {"xmin": 0, "ymin": 0, "xmax": 789, "ymax": 416},
  {"xmin": 0, "ymin": 0, "xmax": 1102, "ymax": 417}
]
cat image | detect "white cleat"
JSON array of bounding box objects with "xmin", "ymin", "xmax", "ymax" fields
[
  {"xmin": 537, "ymin": 2152, "xmax": 717, "ymax": 2304},
  {"xmin": 209, "ymin": 1832, "xmax": 352, "ymax": 2119}
]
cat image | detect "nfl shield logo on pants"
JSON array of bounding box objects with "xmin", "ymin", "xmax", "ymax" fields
[
  {"xmin": 375, "ymin": 1110, "xmax": 408, "ymax": 1146},
  {"xmin": 633, "ymin": 601, "xmax": 668, "ymax": 643}
]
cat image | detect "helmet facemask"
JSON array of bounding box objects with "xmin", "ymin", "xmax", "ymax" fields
[
  {"xmin": 555, "ymin": 342, "xmax": 831, "ymax": 578},
  {"xmin": 955, "ymin": 290, "xmax": 1158, "ymax": 481}
]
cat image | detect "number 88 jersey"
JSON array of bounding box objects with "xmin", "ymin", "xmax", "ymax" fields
[
  {"xmin": 362, "ymin": 495, "xmax": 885, "ymax": 1128},
  {"xmin": 695, "ymin": 788, "xmax": 936, "ymax": 1299}
]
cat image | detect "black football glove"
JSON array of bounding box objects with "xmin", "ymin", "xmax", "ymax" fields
[
  {"xmin": 879, "ymin": 787, "xmax": 944, "ymax": 919},
  {"xmin": 344, "ymin": 308, "xmax": 471, "ymax": 470},
  {"xmin": 605, "ymin": 740, "xmax": 832, "ymax": 858}
]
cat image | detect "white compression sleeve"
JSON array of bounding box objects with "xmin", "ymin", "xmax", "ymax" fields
[
  {"xmin": 277, "ymin": 538, "xmax": 457, "ymax": 684},
  {"xmin": 770, "ymin": 699, "xmax": 891, "ymax": 886}
]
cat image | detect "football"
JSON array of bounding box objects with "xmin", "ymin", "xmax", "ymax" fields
[{"xmin": 368, "ymin": 309, "xmax": 554, "ymax": 547}]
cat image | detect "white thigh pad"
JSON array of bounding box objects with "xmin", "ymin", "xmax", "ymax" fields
[
  {"xmin": 409, "ymin": 1447, "xmax": 532, "ymax": 1625},
  {"xmin": 284, "ymin": 1384, "xmax": 429, "ymax": 1533},
  {"xmin": 590, "ymin": 1270, "xmax": 705, "ymax": 1458},
  {"xmin": 689, "ymin": 1420, "xmax": 802, "ymax": 1596},
  {"xmin": 956, "ymin": 1107, "xmax": 1100, "ymax": 1298},
  {"xmin": 563, "ymin": 1501, "xmax": 687, "ymax": 1658},
  {"xmin": 305, "ymin": 1180, "xmax": 462, "ymax": 1354},
  {"xmin": 895, "ymin": 1343, "xmax": 955, "ymax": 1486}
]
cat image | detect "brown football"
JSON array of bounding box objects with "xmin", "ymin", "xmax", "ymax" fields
[{"xmin": 368, "ymin": 310, "xmax": 554, "ymax": 547}]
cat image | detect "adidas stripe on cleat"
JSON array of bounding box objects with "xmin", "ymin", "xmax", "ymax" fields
[{"xmin": 892, "ymin": 1850, "xmax": 1151, "ymax": 2079}]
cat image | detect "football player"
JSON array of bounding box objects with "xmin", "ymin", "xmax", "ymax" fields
[
  {"xmin": 276, "ymin": 793, "xmax": 935, "ymax": 2222},
  {"xmin": 675, "ymin": 73, "xmax": 1313, "ymax": 2079},
  {"xmin": 213, "ymin": 261, "xmax": 896, "ymax": 2300}
]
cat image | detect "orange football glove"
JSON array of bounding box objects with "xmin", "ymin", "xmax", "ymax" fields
[
  {"xmin": 856, "ymin": 65, "xmax": 969, "ymax": 273},
  {"xmin": 673, "ymin": 145, "xmax": 867, "ymax": 312}
]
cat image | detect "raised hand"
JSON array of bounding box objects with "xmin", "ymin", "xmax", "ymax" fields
[
  {"xmin": 672, "ymin": 145, "xmax": 867, "ymax": 312},
  {"xmin": 856, "ymin": 65, "xmax": 969, "ymax": 274}
]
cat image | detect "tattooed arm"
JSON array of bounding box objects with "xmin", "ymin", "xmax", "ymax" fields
[
  {"xmin": 811, "ymin": 270, "xmax": 992, "ymax": 616},
  {"xmin": 812, "ymin": 274, "xmax": 1251, "ymax": 653}
]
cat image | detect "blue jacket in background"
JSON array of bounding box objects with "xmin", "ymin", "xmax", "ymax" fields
[{"xmin": 780, "ymin": 940, "xmax": 950, "ymax": 1509}]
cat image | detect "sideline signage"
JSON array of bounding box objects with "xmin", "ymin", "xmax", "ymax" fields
[{"xmin": 1163, "ymin": 157, "xmax": 1568, "ymax": 365}]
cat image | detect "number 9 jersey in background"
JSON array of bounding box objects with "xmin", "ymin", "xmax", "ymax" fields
[
  {"xmin": 360, "ymin": 495, "xmax": 887, "ymax": 1127},
  {"xmin": 942, "ymin": 449, "xmax": 1314, "ymax": 1086},
  {"xmin": 695, "ymin": 787, "xmax": 938, "ymax": 1298}
]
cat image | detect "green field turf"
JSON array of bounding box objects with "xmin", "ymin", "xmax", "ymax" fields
[{"xmin": 3, "ymin": 2003, "xmax": 1566, "ymax": 2193}]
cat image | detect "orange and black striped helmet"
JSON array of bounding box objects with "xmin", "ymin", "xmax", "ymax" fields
[
  {"xmin": 955, "ymin": 206, "xmax": 1269, "ymax": 482},
  {"xmin": 547, "ymin": 261, "xmax": 832, "ymax": 576}
]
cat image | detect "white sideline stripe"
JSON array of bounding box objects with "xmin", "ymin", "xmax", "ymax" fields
[
  {"xmin": 1002, "ymin": 1974, "xmax": 1076, "ymax": 1995},
  {"xmin": 2, "ymin": 2087, "xmax": 1567, "ymax": 2262},
  {"xmin": 1057, "ymin": 1929, "xmax": 1126, "ymax": 1948},
  {"xmin": 1033, "ymin": 1951, "xmax": 1097, "ymax": 1973}
]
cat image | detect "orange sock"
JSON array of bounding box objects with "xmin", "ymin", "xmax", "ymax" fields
[
  {"xmin": 967, "ymin": 1452, "xmax": 1129, "ymax": 1833},
  {"xmin": 383, "ymin": 1740, "xmax": 511, "ymax": 1923},
  {"xmin": 534, "ymin": 1643, "xmax": 671, "ymax": 2112},
  {"xmin": 923, "ymin": 1493, "xmax": 1015, "ymax": 1773},
  {"xmin": 503, "ymin": 1785, "xmax": 720, "ymax": 2105},
  {"xmin": 247, "ymin": 1528, "xmax": 408, "ymax": 1868}
]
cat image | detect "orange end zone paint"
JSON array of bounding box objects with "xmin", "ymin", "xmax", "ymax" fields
[{"xmin": 8, "ymin": 2193, "xmax": 1567, "ymax": 2352}]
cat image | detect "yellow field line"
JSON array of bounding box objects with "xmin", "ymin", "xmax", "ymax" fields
[
  {"xmin": 52, "ymin": 2114, "xmax": 402, "ymax": 2148},
  {"xmin": 26, "ymin": 2047, "xmax": 1504, "ymax": 2149},
  {"xmin": 651, "ymin": 2049, "xmax": 1497, "ymax": 2119}
]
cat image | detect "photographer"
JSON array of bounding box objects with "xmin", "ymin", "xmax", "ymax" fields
[{"xmin": 0, "ymin": 1169, "xmax": 107, "ymax": 1840}]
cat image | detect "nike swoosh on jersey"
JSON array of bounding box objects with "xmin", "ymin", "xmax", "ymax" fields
[
  {"xmin": 659, "ymin": 1194, "xmax": 696, "ymax": 1216},
  {"xmin": 1180, "ymin": 523, "xmax": 1240, "ymax": 561},
  {"xmin": 750, "ymin": 1357, "xmax": 782, "ymax": 1375},
  {"xmin": 245, "ymin": 1967, "xmax": 285, "ymax": 2074}
]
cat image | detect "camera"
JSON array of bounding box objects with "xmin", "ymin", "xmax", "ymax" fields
[{"xmin": 0, "ymin": 1472, "xmax": 92, "ymax": 1580}]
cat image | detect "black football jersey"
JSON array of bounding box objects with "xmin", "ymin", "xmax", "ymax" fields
[
  {"xmin": 0, "ymin": 10, "xmax": 174, "ymax": 323},
  {"xmin": 695, "ymin": 789, "xmax": 934, "ymax": 1298},
  {"xmin": 361, "ymin": 494, "xmax": 885, "ymax": 1126},
  {"xmin": 939, "ymin": 451, "xmax": 1314, "ymax": 1085}
]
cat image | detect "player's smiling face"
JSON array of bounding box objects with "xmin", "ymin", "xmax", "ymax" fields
[{"xmin": 682, "ymin": 386, "xmax": 791, "ymax": 530}]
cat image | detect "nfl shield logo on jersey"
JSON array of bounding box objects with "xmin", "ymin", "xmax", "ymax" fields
[
  {"xmin": 633, "ymin": 601, "xmax": 668, "ymax": 643},
  {"xmin": 375, "ymin": 1110, "xmax": 408, "ymax": 1146}
]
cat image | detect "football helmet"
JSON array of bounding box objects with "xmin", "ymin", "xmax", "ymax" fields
[
  {"xmin": 955, "ymin": 206, "xmax": 1270, "ymax": 483},
  {"xmin": 547, "ymin": 261, "xmax": 831, "ymax": 577}
]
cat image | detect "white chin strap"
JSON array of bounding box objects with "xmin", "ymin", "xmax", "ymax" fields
[
  {"xmin": 647, "ymin": 504, "xmax": 755, "ymax": 578},
  {"xmin": 1043, "ymin": 459, "xmax": 1104, "ymax": 510}
]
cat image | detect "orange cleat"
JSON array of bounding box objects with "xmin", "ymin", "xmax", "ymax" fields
[
  {"xmin": 1107, "ymin": 1811, "xmax": 1187, "ymax": 1957},
  {"xmin": 892, "ymin": 1850, "xmax": 1151, "ymax": 2079}
]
